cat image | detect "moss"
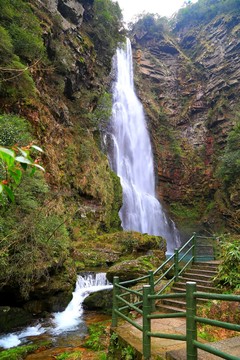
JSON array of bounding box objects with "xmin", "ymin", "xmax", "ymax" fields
[
  {"xmin": 72, "ymin": 231, "xmax": 166, "ymax": 268},
  {"xmin": 0, "ymin": 341, "xmax": 52, "ymax": 360}
]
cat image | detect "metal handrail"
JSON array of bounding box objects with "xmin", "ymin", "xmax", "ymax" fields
[
  {"xmin": 110, "ymin": 233, "xmax": 240, "ymax": 359},
  {"xmin": 112, "ymin": 281, "xmax": 240, "ymax": 360}
]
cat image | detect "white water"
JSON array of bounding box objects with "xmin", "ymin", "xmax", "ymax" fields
[
  {"xmin": 0, "ymin": 273, "xmax": 111, "ymax": 349},
  {"xmin": 108, "ymin": 38, "xmax": 181, "ymax": 254}
]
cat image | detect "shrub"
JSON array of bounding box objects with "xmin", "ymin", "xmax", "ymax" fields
[
  {"xmin": 0, "ymin": 114, "xmax": 32, "ymax": 146},
  {"xmin": 0, "ymin": 0, "xmax": 45, "ymax": 62},
  {"xmin": 0, "ymin": 25, "xmax": 13, "ymax": 64},
  {"xmin": 214, "ymin": 235, "xmax": 240, "ymax": 290}
]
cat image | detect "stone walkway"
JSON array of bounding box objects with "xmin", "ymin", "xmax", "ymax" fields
[{"xmin": 114, "ymin": 316, "xmax": 240, "ymax": 359}]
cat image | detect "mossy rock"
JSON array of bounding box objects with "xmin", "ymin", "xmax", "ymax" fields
[
  {"xmin": 83, "ymin": 289, "xmax": 113, "ymax": 314},
  {"xmin": 72, "ymin": 231, "xmax": 166, "ymax": 268},
  {"xmin": 0, "ymin": 306, "xmax": 32, "ymax": 332},
  {"xmin": 106, "ymin": 255, "xmax": 162, "ymax": 283}
]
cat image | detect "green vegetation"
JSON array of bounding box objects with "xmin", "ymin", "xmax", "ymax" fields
[
  {"xmin": 174, "ymin": 0, "xmax": 240, "ymax": 29},
  {"xmin": 0, "ymin": 0, "xmax": 46, "ymax": 99},
  {"xmin": 0, "ymin": 0, "xmax": 45, "ymax": 61},
  {"xmin": 199, "ymin": 294, "xmax": 240, "ymax": 341},
  {"xmin": 129, "ymin": 12, "xmax": 169, "ymax": 36},
  {"xmin": 0, "ymin": 114, "xmax": 71, "ymax": 299},
  {"xmin": 108, "ymin": 332, "xmax": 136, "ymax": 360},
  {"xmin": 0, "ymin": 114, "xmax": 32, "ymax": 146},
  {"xmin": 214, "ymin": 235, "xmax": 240, "ymax": 290},
  {"xmin": 0, "ymin": 114, "xmax": 44, "ymax": 203},
  {"xmin": 217, "ymin": 119, "xmax": 240, "ymax": 185},
  {"xmin": 84, "ymin": 323, "xmax": 108, "ymax": 351},
  {"xmin": 56, "ymin": 351, "xmax": 83, "ymax": 360},
  {"xmin": 90, "ymin": 0, "xmax": 124, "ymax": 65},
  {"xmin": 0, "ymin": 341, "xmax": 52, "ymax": 360}
]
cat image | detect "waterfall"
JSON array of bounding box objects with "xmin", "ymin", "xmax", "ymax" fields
[
  {"xmin": 52, "ymin": 273, "xmax": 111, "ymax": 333},
  {"xmin": 0, "ymin": 273, "xmax": 111, "ymax": 349},
  {"xmin": 108, "ymin": 38, "xmax": 181, "ymax": 254}
]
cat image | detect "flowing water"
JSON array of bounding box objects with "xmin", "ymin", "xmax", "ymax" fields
[
  {"xmin": 108, "ymin": 38, "xmax": 181, "ymax": 254},
  {"xmin": 0, "ymin": 273, "xmax": 111, "ymax": 349}
]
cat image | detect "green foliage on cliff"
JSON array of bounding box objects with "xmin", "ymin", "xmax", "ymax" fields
[
  {"xmin": 0, "ymin": 0, "xmax": 46, "ymax": 99},
  {"xmin": 90, "ymin": 0, "xmax": 124, "ymax": 65},
  {"xmin": 0, "ymin": 0, "xmax": 45, "ymax": 61},
  {"xmin": 129, "ymin": 13, "xmax": 169, "ymax": 36},
  {"xmin": 218, "ymin": 119, "xmax": 240, "ymax": 185},
  {"xmin": 0, "ymin": 115, "xmax": 70, "ymax": 299},
  {"xmin": 0, "ymin": 115, "xmax": 45, "ymax": 203},
  {"xmin": 0, "ymin": 114, "xmax": 32, "ymax": 146},
  {"xmin": 175, "ymin": 0, "xmax": 240, "ymax": 29}
]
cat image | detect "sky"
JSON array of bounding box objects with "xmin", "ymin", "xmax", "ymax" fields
[{"xmin": 117, "ymin": 0, "xmax": 196, "ymax": 23}]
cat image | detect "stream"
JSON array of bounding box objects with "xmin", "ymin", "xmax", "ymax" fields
[{"xmin": 0, "ymin": 273, "xmax": 112, "ymax": 351}]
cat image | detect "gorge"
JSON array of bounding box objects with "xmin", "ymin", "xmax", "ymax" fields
[{"xmin": 0, "ymin": 0, "xmax": 240, "ymax": 357}]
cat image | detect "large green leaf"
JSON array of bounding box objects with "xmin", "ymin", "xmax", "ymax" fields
[
  {"xmin": 0, "ymin": 147, "xmax": 15, "ymax": 167},
  {"xmin": 15, "ymin": 156, "xmax": 32, "ymax": 165},
  {"xmin": 8, "ymin": 168, "xmax": 22, "ymax": 185},
  {"xmin": 17, "ymin": 147, "xmax": 29, "ymax": 158},
  {"xmin": 4, "ymin": 185, "xmax": 14, "ymax": 202},
  {"xmin": 31, "ymin": 145, "xmax": 43, "ymax": 152},
  {"xmin": 33, "ymin": 163, "xmax": 45, "ymax": 172},
  {"xmin": 0, "ymin": 147, "xmax": 15, "ymax": 158}
]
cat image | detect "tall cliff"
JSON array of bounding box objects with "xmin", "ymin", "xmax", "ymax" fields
[
  {"xmin": 0, "ymin": 0, "xmax": 124, "ymax": 311},
  {"xmin": 131, "ymin": 7, "xmax": 240, "ymax": 237}
]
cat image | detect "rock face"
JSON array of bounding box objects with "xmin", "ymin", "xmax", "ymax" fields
[
  {"xmin": 131, "ymin": 11, "xmax": 240, "ymax": 236},
  {"xmin": 42, "ymin": 0, "xmax": 85, "ymax": 28},
  {"xmin": 0, "ymin": 0, "xmax": 123, "ymax": 317}
]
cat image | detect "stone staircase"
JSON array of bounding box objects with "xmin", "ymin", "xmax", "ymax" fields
[{"xmin": 157, "ymin": 261, "xmax": 221, "ymax": 313}]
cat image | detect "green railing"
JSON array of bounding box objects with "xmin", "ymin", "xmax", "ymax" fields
[
  {"xmin": 112, "ymin": 281, "xmax": 240, "ymax": 360},
  {"xmin": 111, "ymin": 233, "xmax": 240, "ymax": 359}
]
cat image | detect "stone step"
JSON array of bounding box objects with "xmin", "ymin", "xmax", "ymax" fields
[
  {"xmin": 183, "ymin": 271, "xmax": 216, "ymax": 281},
  {"xmin": 193, "ymin": 261, "xmax": 220, "ymax": 269},
  {"xmin": 172, "ymin": 283, "xmax": 221, "ymax": 293},
  {"xmin": 155, "ymin": 303, "xmax": 186, "ymax": 314},
  {"xmin": 178, "ymin": 275, "xmax": 213, "ymax": 286},
  {"xmin": 186, "ymin": 268, "xmax": 217, "ymax": 276},
  {"xmin": 162, "ymin": 299, "xmax": 187, "ymax": 309}
]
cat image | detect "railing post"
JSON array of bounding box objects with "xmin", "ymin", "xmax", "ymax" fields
[
  {"xmin": 148, "ymin": 270, "xmax": 155, "ymax": 312},
  {"xmin": 174, "ymin": 248, "xmax": 179, "ymax": 281},
  {"xmin": 142, "ymin": 285, "xmax": 151, "ymax": 360},
  {"xmin": 112, "ymin": 276, "xmax": 119, "ymax": 328},
  {"xmin": 192, "ymin": 232, "xmax": 196, "ymax": 263},
  {"xmin": 186, "ymin": 281, "xmax": 197, "ymax": 360}
]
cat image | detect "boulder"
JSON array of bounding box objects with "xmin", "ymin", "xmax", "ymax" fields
[
  {"xmin": 106, "ymin": 254, "xmax": 162, "ymax": 283},
  {"xmin": 83, "ymin": 289, "xmax": 113, "ymax": 314},
  {"xmin": 0, "ymin": 306, "xmax": 32, "ymax": 332}
]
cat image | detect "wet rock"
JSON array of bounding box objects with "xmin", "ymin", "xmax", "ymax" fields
[
  {"xmin": 83, "ymin": 289, "xmax": 113, "ymax": 314},
  {"xmin": 106, "ymin": 254, "xmax": 163, "ymax": 283},
  {"xmin": 0, "ymin": 306, "xmax": 32, "ymax": 332}
]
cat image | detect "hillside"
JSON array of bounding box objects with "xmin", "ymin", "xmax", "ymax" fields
[
  {"xmin": 0, "ymin": 0, "xmax": 239, "ymax": 330},
  {"xmin": 131, "ymin": 1, "xmax": 240, "ymax": 237}
]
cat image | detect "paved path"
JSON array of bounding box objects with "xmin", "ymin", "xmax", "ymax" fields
[{"xmin": 114, "ymin": 316, "xmax": 240, "ymax": 359}]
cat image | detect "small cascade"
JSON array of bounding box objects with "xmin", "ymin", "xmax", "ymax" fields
[
  {"xmin": 0, "ymin": 273, "xmax": 111, "ymax": 349},
  {"xmin": 108, "ymin": 38, "xmax": 181, "ymax": 253},
  {"xmin": 52, "ymin": 273, "xmax": 111, "ymax": 334}
]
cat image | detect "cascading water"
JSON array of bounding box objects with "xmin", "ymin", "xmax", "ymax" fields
[
  {"xmin": 108, "ymin": 38, "xmax": 181, "ymax": 254},
  {"xmin": 0, "ymin": 273, "xmax": 111, "ymax": 349}
]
